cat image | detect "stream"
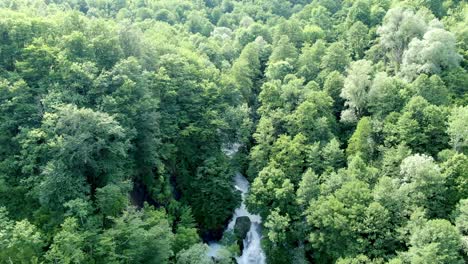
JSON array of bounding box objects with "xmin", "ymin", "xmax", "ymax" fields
[{"xmin": 207, "ymin": 167, "xmax": 266, "ymax": 263}]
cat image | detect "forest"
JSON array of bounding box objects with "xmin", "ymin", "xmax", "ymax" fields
[{"xmin": 0, "ymin": 0, "xmax": 466, "ymax": 263}]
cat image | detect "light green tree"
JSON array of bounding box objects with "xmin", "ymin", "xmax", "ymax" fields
[
  {"xmin": 340, "ymin": 60, "xmax": 373, "ymax": 122},
  {"xmin": 399, "ymin": 154, "xmax": 447, "ymax": 217},
  {"xmin": 176, "ymin": 243, "xmax": 213, "ymax": 264},
  {"xmin": 265, "ymin": 208, "xmax": 290, "ymax": 244},
  {"xmin": 347, "ymin": 117, "xmax": 374, "ymax": 161},
  {"xmin": 45, "ymin": 218, "xmax": 87, "ymax": 264},
  {"xmin": 0, "ymin": 207, "xmax": 45, "ymax": 263},
  {"xmin": 447, "ymin": 106, "xmax": 468, "ymax": 152},
  {"xmin": 96, "ymin": 206, "xmax": 174, "ymax": 263},
  {"xmin": 377, "ymin": 8, "xmax": 427, "ymax": 70},
  {"xmin": 404, "ymin": 219, "xmax": 463, "ymax": 264},
  {"xmin": 402, "ymin": 27, "xmax": 462, "ymax": 80}
]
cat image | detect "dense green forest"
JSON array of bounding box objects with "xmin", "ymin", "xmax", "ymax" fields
[{"xmin": 0, "ymin": 0, "xmax": 467, "ymax": 263}]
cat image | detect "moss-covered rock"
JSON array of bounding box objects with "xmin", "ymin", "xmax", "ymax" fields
[{"xmin": 234, "ymin": 216, "xmax": 251, "ymax": 242}]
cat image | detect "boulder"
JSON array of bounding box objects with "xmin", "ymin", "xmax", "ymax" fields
[{"xmin": 234, "ymin": 216, "xmax": 251, "ymax": 242}]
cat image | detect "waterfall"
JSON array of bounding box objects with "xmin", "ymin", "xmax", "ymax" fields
[
  {"xmin": 227, "ymin": 173, "xmax": 262, "ymax": 229},
  {"xmin": 230, "ymin": 173, "xmax": 265, "ymax": 264},
  {"xmin": 237, "ymin": 222, "xmax": 266, "ymax": 264},
  {"xmin": 208, "ymin": 144, "xmax": 266, "ymax": 263},
  {"xmin": 208, "ymin": 173, "xmax": 266, "ymax": 263}
]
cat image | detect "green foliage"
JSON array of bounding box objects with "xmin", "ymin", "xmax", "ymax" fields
[
  {"xmin": 96, "ymin": 206, "xmax": 174, "ymax": 264},
  {"xmin": 24, "ymin": 104, "xmax": 131, "ymax": 210},
  {"xmin": 321, "ymin": 42, "xmax": 351, "ymax": 73},
  {"xmin": 341, "ymin": 60, "xmax": 373, "ymax": 121},
  {"xmin": 347, "ymin": 21, "xmax": 370, "ymax": 59},
  {"xmin": 247, "ymin": 117, "xmax": 276, "ymax": 179},
  {"xmin": 323, "ymin": 70, "xmax": 345, "ymax": 115},
  {"xmin": 45, "ymin": 218, "xmax": 87, "ymax": 264},
  {"xmin": 454, "ymin": 199, "xmax": 468, "ymax": 257},
  {"xmin": 231, "ymin": 41, "xmax": 262, "ymax": 107},
  {"xmin": 441, "ymin": 67, "xmax": 468, "ymax": 104},
  {"xmin": 336, "ymin": 255, "xmax": 382, "ymax": 264},
  {"xmin": 287, "ymin": 91, "xmax": 336, "ymax": 143},
  {"xmin": 377, "ymin": 8, "xmax": 427, "ymax": 70},
  {"xmin": 307, "ymin": 179, "xmax": 375, "ymax": 262},
  {"xmin": 247, "ymin": 161, "xmax": 295, "ymax": 218},
  {"xmin": 176, "ymin": 243, "xmax": 213, "ymax": 264},
  {"xmin": 402, "ymin": 26, "xmax": 461, "ymax": 80},
  {"xmin": 15, "ymin": 38, "xmax": 57, "ymax": 85},
  {"xmin": 447, "ymin": 106, "xmax": 468, "ymax": 152},
  {"xmin": 264, "ymin": 208, "xmax": 290, "ymax": 244},
  {"xmin": 269, "ymin": 134, "xmax": 309, "ymax": 184},
  {"xmin": 411, "ymin": 74, "xmax": 449, "ymax": 105},
  {"xmin": 0, "ymin": 207, "xmax": 45, "ymax": 263},
  {"xmin": 386, "ymin": 96, "xmax": 449, "ymax": 155},
  {"xmin": 399, "ymin": 154, "xmax": 448, "ymax": 217},
  {"xmin": 186, "ymin": 11, "xmax": 214, "ymax": 37},
  {"xmin": 441, "ymin": 153, "xmax": 468, "ymax": 212},
  {"xmin": 347, "ymin": 117, "xmax": 374, "ymax": 161},
  {"xmin": 269, "ymin": 35, "xmax": 298, "ymax": 64},
  {"xmin": 297, "ymin": 40, "xmax": 326, "ymax": 81},
  {"xmin": 303, "ymin": 25, "xmax": 325, "ymax": 44},
  {"xmin": 296, "ymin": 169, "xmax": 320, "ymax": 206},
  {"xmin": 0, "ymin": 1, "xmax": 466, "ymax": 263},
  {"xmin": 186, "ymin": 155, "xmax": 241, "ymax": 234},
  {"xmin": 96, "ymin": 182, "xmax": 131, "ymax": 219},
  {"xmin": 404, "ymin": 219, "xmax": 464, "ymax": 263},
  {"xmin": 368, "ymin": 72, "xmax": 406, "ymax": 117}
]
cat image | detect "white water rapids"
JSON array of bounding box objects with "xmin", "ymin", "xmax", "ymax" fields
[{"xmin": 207, "ymin": 146, "xmax": 266, "ymax": 263}]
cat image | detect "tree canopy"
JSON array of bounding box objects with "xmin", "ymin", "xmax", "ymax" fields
[{"xmin": 0, "ymin": 0, "xmax": 466, "ymax": 263}]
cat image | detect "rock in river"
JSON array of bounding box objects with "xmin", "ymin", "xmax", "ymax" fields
[{"xmin": 234, "ymin": 216, "xmax": 251, "ymax": 244}]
